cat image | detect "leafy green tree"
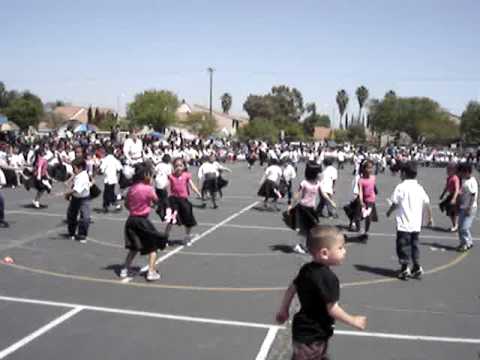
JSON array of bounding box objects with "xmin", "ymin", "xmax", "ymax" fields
[
  {"xmin": 336, "ymin": 89, "xmax": 349, "ymax": 129},
  {"xmin": 182, "ymin": 112, "xmax": 218, "ymax": 138},
  {"xmin": 87, "ymin": 106, "xmax": 93, "ymax": 123},
  {"xmin": 243, "ymin": 85, "xmax": 305, "ymax": 123},
  {"xmin": 97, "ymin": 111, "xmax": 119, "ymax": 131},
  {"xmin": 346, "ymin": 124, "xmax": 367, "ymax": 144},
  {"xmin": 221, "ymin": 93, "xmax": 232, "ymax": 114},
  {"xmin": 303, "ymin": 103, "xmax": 330, "ymax": 135},
  {"xmin": 243, "ymin": 95, "xmax": 275, "ymax": 120},
  {"xmin": 127, "ymin": 90, "xmax": 179, "ymax": 131},
  {"xmin": 461, "ymin": 101, "xmax": 480, "ymax": 143},
  {"xmin": 237, "ymin": 118, "xmax": 278, "ymax": 143},
  {"xmin": 356, "ymin": 86, "xmax": 369, "ymax": 126},
  {"xmin": 369, "ymin": 95, "xmax": 457, "ymax": 143},
  {"xmin": 5, "ymin": 92, "xmax": 44, "ymax": 130},
  {"xmin": 0, "ymin": 81, "xmax": 8, "ymax": 108}
]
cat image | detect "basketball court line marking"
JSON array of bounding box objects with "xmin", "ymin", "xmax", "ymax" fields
[
  {"xmin": 132, "ymin": 201, "xmax": 259, "ymax": 280},
  {"xmin": 256, "ymin": 327, "xmax": 279, "ymax": 360},
  {"xmin": 6, "ymin": 210, "xmax": 479, "ymax": 241},
  {"xmin": 0, "ymin": 295, "xmax": 479, "ymax": 345},
  {"xmin": 0, "ymin": 251, "xmax": 469, "ymax": 292},
  {"xmin": 0, "ymin": 306, "xmax": 84, "ymax": 359}
]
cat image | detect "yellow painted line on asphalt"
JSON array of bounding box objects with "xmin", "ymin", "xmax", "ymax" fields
[{"xmin": 0, "ymin": 251, "xmax": 470, "ymax": 292}]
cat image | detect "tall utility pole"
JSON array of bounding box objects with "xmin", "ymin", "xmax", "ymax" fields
[{"xmin": 207, "ymin": 67, "xmax": 214, "ymax": 117}]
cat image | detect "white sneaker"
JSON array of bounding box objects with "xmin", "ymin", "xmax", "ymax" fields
[
  {"xmin": 146, "ymin": 271, "xmax": 161, "ymax": 281},
  {"xmin": 184, "ymin": 234, "xmax": 198, "ymax": 246},
  {"xmin": 119, "ymin": 268, "xmax": 129, "ymax": 278},
  {"xmin": 293, "ymin": 244, "xmax": 306, "ymax": 254},
  {"xmin": 32, "ymin": 200, "xmax": 40, "ymax": 209}
]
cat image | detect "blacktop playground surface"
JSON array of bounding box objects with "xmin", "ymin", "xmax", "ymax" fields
[{"xmin": 0, "ymin": 162, "xmax": 479, "ymax": 360}]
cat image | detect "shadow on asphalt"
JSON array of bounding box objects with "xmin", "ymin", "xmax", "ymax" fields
[
  {"xmin": 354, "ymin": 264, "xmax": 397, "ymax": 278},
  {"xmin": 420, "ymin": 241, "xmax": 458, "ymax": 251},
  {"xmin": 269, "ymin": 244, "xmax": 295, "ymax": 254}
]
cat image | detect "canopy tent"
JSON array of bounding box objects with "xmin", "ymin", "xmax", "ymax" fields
[
  {"xmin": 74, "ymin": 123, "xmax": 97, "ymax": 133},
  {"xmin": 0, "ymin": 115, "xmax": 7, "ymax": 125},
  {"xmin": 149, "ymin": 131, "xmax": 165, "ymax": 139},
  {"xmin": 0, "ymin": 121, "xmax": 20, "ymax": 132}
]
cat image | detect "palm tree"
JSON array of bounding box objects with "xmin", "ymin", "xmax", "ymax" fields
[
  {"xmin": 221, "ymin": 93, "xmax": 233, "ymax": 114},
  {"xmin": 336, "ymin": 89, "xmax": 349, "ymax": 129},
  {"xmin": 356, "ymin": 86, "xmax": 369, "ymax": 126}
]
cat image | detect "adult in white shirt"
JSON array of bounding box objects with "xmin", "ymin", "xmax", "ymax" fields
[
  {"xmin": 258, "ymin": 159, "xmax": 283, "ymax": 210},
  {"xmin": 123, "ymin": 132, "xmax": 143, "ymax": 165},
  {"xmin": 100, "ymin": 147, "xmax": 123, "ymax": 212},
  {"xmin": 64, "ymin": 158, "xmax": 91, "ymax": 242}
]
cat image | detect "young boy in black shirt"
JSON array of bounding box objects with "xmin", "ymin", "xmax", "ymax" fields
[{"xmin": 276, "ymin": 225, "xmax": 367, "ymax": 360}]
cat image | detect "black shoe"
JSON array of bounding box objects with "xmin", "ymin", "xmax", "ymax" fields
[
  {"xmin": 213, "ymin": 204, "xmax": 218, "ymax": 209},
  {"xmin": 397, "ymin": 266, "xmax": 411, "ymax": 280},
  {"xmin": 0, "ymin": 221, "xmax": 9, "ymax": 228},
  {"xmin": 411, "ymin": 265, "xmax": 424, "ymax": 279}
]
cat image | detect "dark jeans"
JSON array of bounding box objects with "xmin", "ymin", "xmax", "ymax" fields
[
  {"xmin": 0, "ymin": 192, "xmax": 4, "ymax": 221},
  {"xmin": 155, "ymin": 188, "xmax": 169, "ymax": 220},
  {"xmin": 317, "ymin": 195, "xmax": 337, "ymax": 217},
  {"xmin": 67, "ymin": 197, "xmax": 91, "ymax": 237},
  {"xmin": 103, "ymin": 183, "xmax": 117, "ymax": 208},
  {"xmin": 396, "ymin": 231, "xmax": 420, "ymax": 266},
  {"xmin": 286, "ymin": 180, "xmax": 293, "ymax": 205}
]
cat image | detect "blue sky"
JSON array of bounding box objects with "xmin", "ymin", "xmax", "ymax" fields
[{"xmin": 1, "ymin": 0, "xmax": 479, "ymax": 126}]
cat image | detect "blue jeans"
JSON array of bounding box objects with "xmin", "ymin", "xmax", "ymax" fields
[{"xmin": 458, "ymin": 208, "xmax": 476, "ymax": 247}]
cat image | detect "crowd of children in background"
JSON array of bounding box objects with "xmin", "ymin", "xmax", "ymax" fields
[{"xmin": 0, "ymin": 128, "xmax": 478, "ymax": 359}]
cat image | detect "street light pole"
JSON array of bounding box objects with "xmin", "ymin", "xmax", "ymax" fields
[{"xmin": 207, "ymin": 67, "xmax": 214, "ymax": 117}]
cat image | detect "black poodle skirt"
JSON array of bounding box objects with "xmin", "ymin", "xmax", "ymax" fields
[
  {"xmin": 48, "ymin": 163, "xmax": 68, "ymax": 182},
  {"xmin": 257, "ymin": 179, "xmax": 280, "ymax": 199},
  {"xmin": 283, "ymin": 204, "xmax": 319, "ymax": 236},
  {"xmin": 168, "ymin": 196, "xmax": 197, "ymax": 227},
  {"xmin": 364, "ymin": 202, "xmax": 378, "ymax": 222},
  {"xmin": 33, "ymin": 177, "xmax": 51, "ymax": 193},
  {"xmin": 439, "ymin": 194, "xmax": 457, "ymax": 217},
  {"xmin": 217, "ymin": 175, "xmax": 228, "ymax": 190},
  {"xmin": 124, "ymin": 215, "xmax": 167, "ymax": 255},
  {"xmin": 1, "ymin": 168, "xmax": 18, "ymax": 187},
  {"xmin": 202, "ymin": 178, "xmax": 218, "ymax": 194},
  {"xmin": 343, "ymin": 197, "xmax": 362, "ymax": 222}
]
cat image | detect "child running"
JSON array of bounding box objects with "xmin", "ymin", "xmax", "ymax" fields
[
  {"xmin": 386, "ymin": 161, "xmax": 433, "ymax": 280},
  {"xmin": 357, "ymin": 159, "xmax": 378, "ymax": 241},
  {"xmin": 257, "ymin": 158, "xmax": 283, "ymax": 211},
  {"xmin": 439, "ymin": 162, "xmax": 460, "ymax": 232},
  {"xmin": 286, "ymin": 162, "xmax": 325, "ymax": 254},
  {"xmin": 456, "ymin": 163, "xmax": 477, "ymax": 252},
  {"xmin": 165, "ymin": 158, "xmax": 202, "ymax": 246},
  {"xmin": 121, "ymin": 164, "xmax": 167, "ymax": 281},
  {"xmin": 276, "ymin": 225, "xmax": 367, "ymax": 360}
]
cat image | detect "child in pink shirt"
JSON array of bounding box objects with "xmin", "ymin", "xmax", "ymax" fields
[
  {"xmin": 165, "ymin": 158, "xmax": 202, "ymax": 246},
  {"xmin": 121, "ymin": 164, "xmax": 167, "ymax": 281},
  {"xmin": 358, "ymin": 160, "xmax": 378, "ymax": 241}
]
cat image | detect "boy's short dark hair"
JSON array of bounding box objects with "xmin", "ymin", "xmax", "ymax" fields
[
  {"xmin": 401, "ymin": 161, "xmax": 418, "ymax": 179},
  {"xmin": 162, "ymin": 154, "xmax": 171, "ymax": 163},
  {"xmin": 72, "ymin": 158, "xmax": 86, "ymax": 170},
  {"xmin": 323, "ymin": 158, "xmax": 333, "ymax": 166},
  {"xmin": 307, "ymin": 225, "xmax": 343, "ymax": 253},
  {"xmin": 132, "ymin": 163, "xmax": 152, "ymax": 183},
  {"xmin": 457, "ymin": 163, "xmax": 472, "ymax": 174}
]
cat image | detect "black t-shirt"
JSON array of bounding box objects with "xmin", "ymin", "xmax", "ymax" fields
[{"xmin": 292, "ymin": 262, "xmax": 340, "ymax": 344}]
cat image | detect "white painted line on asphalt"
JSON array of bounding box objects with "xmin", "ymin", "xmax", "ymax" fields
[
  {"xmin": 255, "ymin": 326, "xmax": 279, "ymax": 360},
  {"xmin": 140, "ymin": 201, "xmax": 259, "ymax": 273},
  {"xmin": 0, "ymin": 295, "xmax": 278, "ymax": 330},
  {"xmin": 0, "ymin": 306, "xmax": 83, "ymax": 359},
  {"xmin": 335, "ymin": 329, "xmax": 480, "ymax": 344},
  {"xmin": 7, "ymin": 209, "xmax": 480, "ymax": 242}
]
